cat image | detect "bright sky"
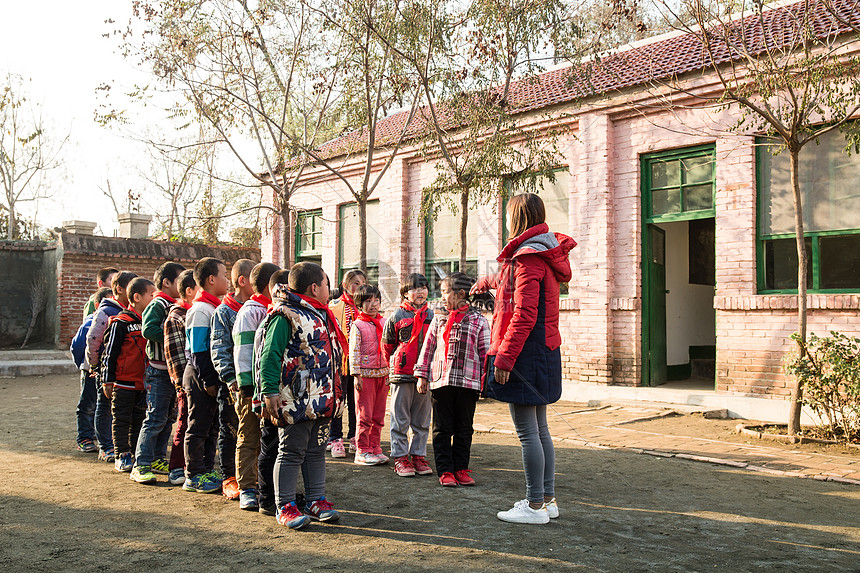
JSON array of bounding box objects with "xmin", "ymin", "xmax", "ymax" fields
[{"xmin": 0, "ymin": 1, "xmax": 164, "ymax": 236}]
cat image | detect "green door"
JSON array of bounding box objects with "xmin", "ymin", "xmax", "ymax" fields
[{"xmin": 645, "ymin": 225, "xmax": 667, "ymax": 386}]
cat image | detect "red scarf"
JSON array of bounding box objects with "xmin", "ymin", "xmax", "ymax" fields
[
  {"xmin": 124, "ymin": 306, "xmax": 143, "ymax": 321},
  {"xmin": 296, "ymin": 293, "xmax": 348, "ymax": 351},
  {"xmin": 402, "ymin": 301, "xmax": 427, "ymax": 349},
  {"xmin": 251, "ymin": 293, "xmax": 272, "ymax": 308},
  {"xmin": 155, "ymin": 291, "xmax": 177, "ymax": 304},
  {"xmin": 177, "ymin": 300, "xmax": 191, "ymax": 310},
  {"xmin": 442, "ymin": 305, "xmax": 468, "ymax": 353},
  {"xmin": 193, "ymin": 290, "xmax": 221, "ymax": 308},
  {"xmin": 357, "ymin": 311, "xmax": 384, "ymax": 357},
  {"xmin": 223, "ymin": 292, "xmax": 243, "ymax": 312}
]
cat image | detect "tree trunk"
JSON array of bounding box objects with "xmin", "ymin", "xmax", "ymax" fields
[
  {"xmin": 458, "ymin": 188, "xmax": 469, "ymax": 272},
  {"xmin": 788, "ymin": 148, "xmax": 808, "ymax": 436},
  {"xmin": 280, "ymin": 198, "xmax": 291, "ymax": 268},
  {"xmin": 358, "ymin": 198, "xmax": 368, "ymax": 275},
  {"xmin": 7, "ymin": 200, "xmax": 15, "ymax": 240}
]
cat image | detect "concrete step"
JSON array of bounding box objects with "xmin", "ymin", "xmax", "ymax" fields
[{"xmin": 0, "ymin": 350, "xmax": 78, "ymax": 378}]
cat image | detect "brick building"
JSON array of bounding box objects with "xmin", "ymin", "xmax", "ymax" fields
[{"xmin": 260, "ymin": 0, "xmax": 860, "ymax": 414}]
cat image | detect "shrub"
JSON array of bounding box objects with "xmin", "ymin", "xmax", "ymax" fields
[{"xmin": 786, "ymin": 331, "xmax": 860, "ymax": 443}]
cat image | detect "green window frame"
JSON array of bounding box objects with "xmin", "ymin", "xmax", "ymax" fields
[
  {"xmin": 338, "ymin": 200, "xmax": 380, "ymax": 286},
  {"xmin": 756, "ymin": 132, "xmax": 860, "ymax": 293},
  {"xmin": 295, "ymin": 209, "xmax": 323, "ymax": 265},
  {"xmin": 642, "ymin": 145, "xmax": 716, "ymax": 223}
]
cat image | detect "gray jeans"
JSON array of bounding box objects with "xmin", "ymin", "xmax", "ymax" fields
[
  {"xmin": 509, "ymin": 403, "xmax": 555, "ymax": 503},
  {"xmin": 389, "ymin": 382, "xmax": 431, "ymax": 458},
  {"xmin": 275, "ymin": 417, "xmax": 330, "ymax": 508}
]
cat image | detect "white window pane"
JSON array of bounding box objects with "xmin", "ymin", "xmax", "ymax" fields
[
  {"xmin": 340, "ymin": 201, "xmax": 380, "ymax": 268},
  {"xmin": 540, "ymin": 171, "xmax": 570, "ymax": 234},
  {"xmin": 426, "ymin": 201, "xmax": 478, "ymax": 260}
]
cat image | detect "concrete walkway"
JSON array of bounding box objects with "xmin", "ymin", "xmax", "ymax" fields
[{"xmin": 473, "ymin": 400, "xmax": 860, "ymax": 486}]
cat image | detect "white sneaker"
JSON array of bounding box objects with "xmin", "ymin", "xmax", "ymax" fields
[
  {"xmin": 496, "ymin": 499, "xmax": 550, "ymax": 524},
  {"xmin": 545, "ymin": 497, "xmax": 559, "ymax": 519}
]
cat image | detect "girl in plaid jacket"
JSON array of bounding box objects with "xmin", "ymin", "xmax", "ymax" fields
[{"xmin": 415, "ymin": 272, "xmax": 490, "ymax": 488}]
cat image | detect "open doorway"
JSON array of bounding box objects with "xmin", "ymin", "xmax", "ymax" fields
[{"xmin": 644, "ymin": 218, "xmax": 715, "ymax": 388}]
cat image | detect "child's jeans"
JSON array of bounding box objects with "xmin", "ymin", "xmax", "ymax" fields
[
  {"xmin": 274, "ymin": 417, "xmax": 330, "ymax": 508},
  {"xmin": 75, "ymin": 370, "xmax": 97, "ymax": 444},
  {"xmin": 217, "ymin": 383, "xmax": 239, "ymax": 478},
  {"xmin": 431, "ymin": 386, "xmax": 478, "ymax": 475},
  {"xmin": 135, "ymin": 366, "xmax": 177, "ymax": 467},
  {"xmin": 258, "ymin": 419, "xmax": 280, "ymax": 509},
  {"xmin": 183, "ymin": 368, "xmax": 219, "ymax": 478},
  {"xmin": 389, "ymin": 381, "xmax": 431, "ymax": 458},
  {"xmin": 234, "ymin": 390, "xmax": 262, "ymax": 491},
  {"xmin": 355, "ymin": 376, "xmax": 387, "ymax": 455},
  {"xmin": 111, "ymin": 387, "xmax": 146, "ymax": 455},
  {"xmin": 169, "ymin": 389, "xmax": 188, "ymax": 471},
  {"xmin": 329, "ymin": 374, "xmax": 356, "ymax": 442}
]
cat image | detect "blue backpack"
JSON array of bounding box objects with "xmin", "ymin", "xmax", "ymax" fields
[{"xmin": 70, "ymin": 314, "xmax": 94, "ymax": 369}]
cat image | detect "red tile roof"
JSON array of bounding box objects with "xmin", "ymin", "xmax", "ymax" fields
[{"xmin": 309, "ymin": 0, "xmax": 860, "ymax": 162}]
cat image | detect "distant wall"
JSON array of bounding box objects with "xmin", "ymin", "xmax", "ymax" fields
[
  {"xmin": 56, "ymin": 233, "xmax": 260, "ymax": 347},
  {"xmin": 0, "ymin": 241, "xmax": 58, "ymax": 348}
]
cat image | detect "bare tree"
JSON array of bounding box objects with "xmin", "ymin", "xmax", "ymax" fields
[{"xmin": 21, "ymin": 270, "xmax": 48, "ymax": 348}]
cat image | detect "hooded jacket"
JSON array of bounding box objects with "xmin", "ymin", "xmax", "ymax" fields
[
  {"xmin": 101, "ymin": 307, "xmax": 148, "ymax": 391},
  {"xmin": 85, "ymin": 297, "xmax": 125, "ymax": 372},
  {"xmin": 476, "ymin": 223, "xmax": 576, "ymax": 405}
]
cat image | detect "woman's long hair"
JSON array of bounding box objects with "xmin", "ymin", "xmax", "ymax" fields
[{"xmin": 508, "ymin": 193, "xmax": 546, "ymax": 238}]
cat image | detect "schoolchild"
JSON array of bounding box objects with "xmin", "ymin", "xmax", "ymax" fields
[
  {"xmin": 210, "ymin": 258, "xmax": 256, "ymax": 500},
  {"xmin": 70, "ymin": 286, "xmax": 113, "ymax": 453},
  {"xmin": 101, "ymin": 277, "xmax": 157, "ymax": 473},
  {"xmin": 257, "ymin": 263, "xmax": 343, "ymax": 529},
  {"xmin": 85, "ymin": 270, "xmax": 138, "ymax": 462},
  {"xmin": 349, "ymin": 284, "xmax": 390, "ymax": 466},
  {"xmin": 232, "ymin": 261, "xmax": 280, "ymax": 511},
  {"xmin": 183, "ymin": 257, "xmax": 231, "ymax": 493},
  {"xmin": 163, "ymin": 269, "xmax": 198, "ymax": 486},
  {"xmin": 381, "ymin": 273, "xmax": 434, "ymax": 477},
  {"xmin": 415, "ymin": 272, "xmax": 490, "ymax": 488},
  {"xmin": 83, "ymin": 267, "xmax": 118, "ymax": 318},
  {"xmin": 132, "ymin": 261, "xmax": 185, "ymax": 484},
  {"xmin": 327, "ymin": 270, "xmax": 366, "ymax": 457}
]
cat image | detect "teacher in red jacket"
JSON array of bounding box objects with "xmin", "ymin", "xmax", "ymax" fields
[{"xmin": 472, "ymin": 193, "xmax": 576, "ymax": 525}]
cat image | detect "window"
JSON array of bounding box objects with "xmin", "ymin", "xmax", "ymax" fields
[
  {"xmin": 295, "ymin": 209, "xmax": 323, "ymax": 266},
  {"xmin": 425, "ymin": 202, "xmax": 478, "ymax": 299},
  {"xmin": 642, "ymin": 146, "xmax": 715, "ymax": 219},
  {"xmin": 758, "ymin": 129, "xmax": 860, "ymax": 292},
  {"xmin": 503, "ymin": 169, "xmax": 571, "ymax": 295},
  {"xmin": 338, "ymin": 200, "xmax": 380, "ymax": 285}
]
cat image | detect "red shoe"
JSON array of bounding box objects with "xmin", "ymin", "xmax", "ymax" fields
[
  {"xmin": 222, "ymin": 476, "xmax": 240, "ymax": 500},
  {"xmin": 411, "ymin": 455, "xmax": 433, "ymax": 475},
  {"xmin": 393, "ymin": 456, "xmax": 415, "ymax": 477},
  {"xmin": 439, "ymin": 472, "xmax": 458, "ymax": 487},
  {"xmin": 454, "ymin": 469, "xmax": 475, "ymax": 486}
]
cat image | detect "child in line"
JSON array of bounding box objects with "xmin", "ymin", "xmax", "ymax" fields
[
  {"xmin": 211, "ymin": 258, "xmax": 256, "ymax": 500},
  {"xmin": 133, "ymin": 261, "xmax": 185, "ymax": 484},
  {"xmin": 327, "ymin": 270, "xmax": 366, "ymax": 457},
  {"xmin": 232, "ymin": 261, "xmax": 280, "ymax": 511},
  {"xmin": 163, "ymin": 269, "xmax": 198, "ymax": 486},
  {"xmin": 183, "ymin": 257, "xmax": 231, "ymax": 494},
  {"xmin": 86, "ymin": 270, "xmax": 138, "ymax": 462},
  {"xmin": 415, "ymin": 272, "xmax": 490, "ymax": 488},
  {"xmin": 382, "ymin": 273, "xmax": 434, "ymax": 477},
  {"xmin": 71, "ymin": 286, "xmax": 113, "ymax": 453},
  {"xmin": 101, "ymin": 277, "xmax": 157, "ymax": 473},
  {"xmin": 257, "ymin": 263, "xmax": 343, "ymax": 529},
  {"xmin": 349, "ymin": 284, "xmax": 389, "ymax": 466},
  {"xmin": 83, "ymin": 267, "xmax": 118, "ymax": 318}
]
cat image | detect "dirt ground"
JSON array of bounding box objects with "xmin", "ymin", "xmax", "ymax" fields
[{"xmin": 1, "ymin": 375, "xmax": 859, "ymax": 572}]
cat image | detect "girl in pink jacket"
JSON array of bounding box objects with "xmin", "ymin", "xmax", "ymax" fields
[{"xmin": 349, "ymin": 284, "xmax": 390, "ymax": 466}]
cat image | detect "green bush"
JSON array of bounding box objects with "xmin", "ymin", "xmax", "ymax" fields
[{"xmin": 786, "ymin": 331, "xmax": 860, "ymax": 443}]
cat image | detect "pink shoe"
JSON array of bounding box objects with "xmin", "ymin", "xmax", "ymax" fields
[
  {"xmin": 374, "ymin": 453, "xmax": 389, "ymax": 465},
  {"xmin": 411, "ymin": 455, "xmax": 433, "ymax": 475},
  {"xmin": 330, "ymin": 439, "xmax": 346, "ymax": 458},
  {"xmin": 393, "ymin": 456, "xmax": 415, "ymax": 477},
  {"xmin": 348, "ymin": 437, "xmax": 357, "ymax": 453}
]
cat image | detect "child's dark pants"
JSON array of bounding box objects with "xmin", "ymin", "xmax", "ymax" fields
[{"xmin": 111, "ymin": 387, "xmax": 146, "ymax": 455}]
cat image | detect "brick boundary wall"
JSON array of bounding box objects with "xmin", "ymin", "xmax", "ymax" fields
[{"xmin": 56, "ymin": 233, "xmax": 260, "ymax": 347}]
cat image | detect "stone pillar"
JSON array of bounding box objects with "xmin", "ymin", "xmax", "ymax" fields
[
  {"xmin": 117, "ymin": 213, "xmax": 152, "ymax": 239},
  {"xmin": 62, "ymin": 220, "xmax": 97, "ymax": 235}
]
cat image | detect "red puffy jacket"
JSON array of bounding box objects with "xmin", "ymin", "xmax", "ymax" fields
[{"xmin": 475, "ymin": 223, "xmax": 576, "ymax": 373}]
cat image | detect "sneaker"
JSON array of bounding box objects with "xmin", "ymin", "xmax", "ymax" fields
[
  {"xmin": 348, "ymin": 437, "xmax": 357, "ymax": 453},
  {"xmin": 393, "ymin": 456, "xmax": 415, "ymax": 477},
  {"xmin": 545, "ymin": 497, "xmax": 559, "ymax": 519},
  {"xmin": 130, "ymin": 465, "xmax": 157, "ymax": 484},
  {"xmin": 330, "ymin": 439, "xmax": 346, "ymax": 458},
  {"xmin": 114, "ymin": 452, "xmax": 134, "ymax": 472},
  {"xmin": 354, "ymin": 452, "xmax": 378, "ymax": 466},
  {"xmin": 168, "ymin": 468, "xmax": 186, "ymax": 486},
  {"xmin": 454, "ymin": 469, "xmax": 475, "ymax": 486},
  {"xmin": 76, "ymin": 439, "xmax": 97, "ymax": 453},
  {"xmin": 373, "ymin": 453, "xmax": 389, "ymax": 465},
  {"xmin": 411, "ymin": 455, "xmax": 433, "ymax": 475},
  {"xmin": 326, "ymin": 440, "xmax": 333, "ymax": 452},
  {"xmin": 304, "ymin": 496, "xmax": 340, "ymax": 522},
  {"xmin": 209, "ymin": 469, "xmax": 224, "ymax": 482},
  {"xmin": 259, "ymin": 504, "xmax": 277, "ymax": 516},
  {"xmin": 151, "ymin": 458, "xmax": 170, "ymax": 475},
  {"xmin": 277, "ymin": 502, "xmax": 310, "ymax": 529},
  {"xmin": 182, "ymin": 473, "xmax": 221, "ymax": 493},
  {"xmin": 239, "ymin": 489, "xmax": 260, "ymax": 511},
  {"xmin": 222, "ymin": 476, "xmax": 240, "ymax": 500},
  {"xmin": 439, "ymin": 472, "xmax": 458, "ymax": 487},
  {"xmin": 98, "ymin": 449, "xmax": 115, "ymax": 463},
  {"xmin": 496, "ymin": 499, "xmax": 550, "ymax": 524}
]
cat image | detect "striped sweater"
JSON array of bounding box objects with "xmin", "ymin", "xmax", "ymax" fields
[
  {"xmin": 185, "ymin": 298, "xmax": 220, "ymax": 388},
  {"xmin": 232, "ymin": 298, "xmax": 268, "ymax": 389}
]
